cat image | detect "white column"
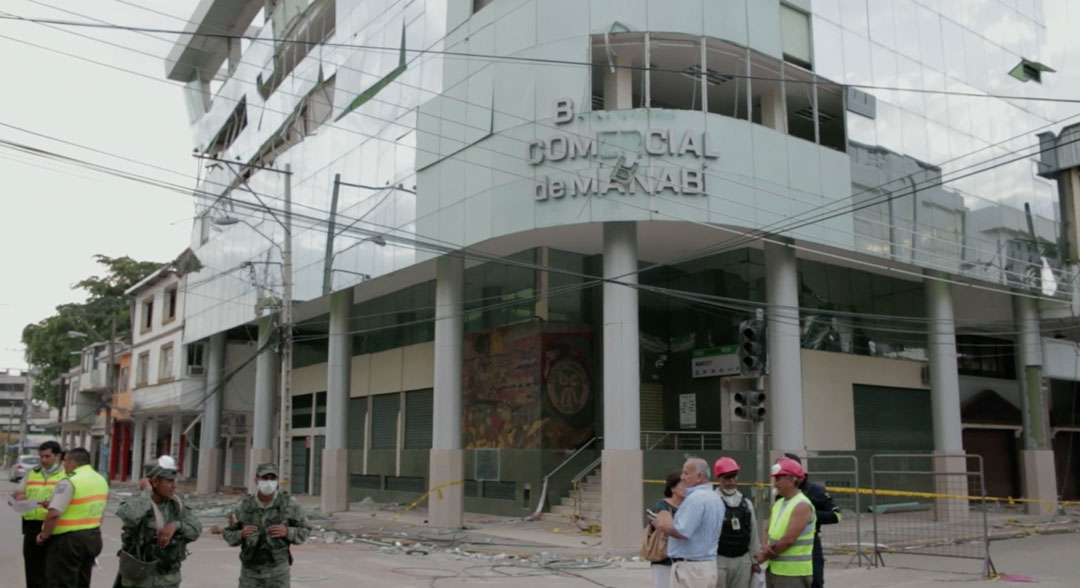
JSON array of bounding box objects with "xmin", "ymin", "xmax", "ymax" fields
[
  {"xmin": 925, "ymin": 272, "xmax": 967, "ymax": 522},
  {"xmin": 131, "ymin": 417, "xmax": 144, "ymax": 482},
  {"xmin": 603, "ymin": 55, "xmax": 633, "ymax": 110},
  {"xmin": 1014, "ymin": 293, "xmax": 1057, "ymax": 514},
  {"xmin": 764, "ymin": 240, "xmax": 805, "ymax": 452},
  {"xmin": 197, "ymin": 333, "xmax": 226, "ymax": 494},
  {"xmin": 600, "ymin": 222, "xmax": 644, "ymax": 550},
  {"xmin": 429, "ymin": 255, "xmax": 464, "ymax": 528},
  {"xmin": 144, "ymin": 417, "xmax": 159, "ymax": 466},
  {"xmin": 249, "ymin": 317, "xmax": 278, "ymax": 491},
  {"xmin": 925, "ymin": 275, "xmax": 963, "ymax": 452},
  {"xmin": 322, "ymin": 289, "xmax": 353, "ymax": 513},
  {"xmin": 170, "ymin": 414, "xmax": 182, "ymax": 461}
]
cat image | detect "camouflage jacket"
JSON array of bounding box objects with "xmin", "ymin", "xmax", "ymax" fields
[
  {"xmin": 223, "ymin": 492, "xmax": 310, "ymax": 574},
  {"xmin": 115, "ymin": 491, "xmax": 202, "ymax": 587}
]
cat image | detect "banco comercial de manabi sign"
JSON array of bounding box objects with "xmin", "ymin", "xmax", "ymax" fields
[{"xmin": 530, "ymin": 99, "xmax": 719, "ymax": 201}]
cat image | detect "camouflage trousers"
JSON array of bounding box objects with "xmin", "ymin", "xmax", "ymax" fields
[{"xmin": 239, "ymin": 563, "xmax": 290, "ymax": 588}]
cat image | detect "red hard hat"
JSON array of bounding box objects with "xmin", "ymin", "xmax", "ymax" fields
[
  {"xmin": 771, "ymin": 458, "xmax": 805, "ymax": 480},
  {"xmin": 713, "ymin": 457, "xmax": 741, "ymax": 477}
]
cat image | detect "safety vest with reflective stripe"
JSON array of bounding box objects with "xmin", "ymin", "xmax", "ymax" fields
[
  {"xmin": 22, "ymin": 468, "xmax": 68, "ymax": 521},
  {"xmin": 767, "ymin": 491, "xmax": 817, "ymax": 577},
  {"xmin": 54, "ymin": 465, "xmax": 109, "ymax": 534}
]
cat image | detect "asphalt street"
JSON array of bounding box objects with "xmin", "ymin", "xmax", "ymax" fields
[{"xmin": 3, "ymin": 477, "xmax": 1080, "ymax": 587}]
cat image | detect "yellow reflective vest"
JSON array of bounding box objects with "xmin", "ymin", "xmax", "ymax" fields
[
  {"xmin": 22, "ymin": 467, "xmax": 68, "ymax": 521},
  {"xmin": 54, "ymin": 465, "xmax": 109, "ymax": 535},
  {"xmin": 767, "ymin": 491, "xmax": 817, "ymax": 577}
]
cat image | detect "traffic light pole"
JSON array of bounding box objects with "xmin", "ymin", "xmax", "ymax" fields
[{"xmin": 754, "ymin": 374, "xmax": 768, "ymax": 521}]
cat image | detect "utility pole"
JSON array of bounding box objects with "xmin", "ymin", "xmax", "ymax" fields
[
  {"xmin": 279, "ymin": 164, "xmax": 294, "ymax": 492},
  {"xmin": 17, "ymin": 369, "xmax": 32, "ymax": 458},
  {"xmin": 322, "ymin": 173, "xmax": 341, "ymax": 296},
  {"xmin": 99, "ymin": 316, "xmax": 116, "ymax": 476}
]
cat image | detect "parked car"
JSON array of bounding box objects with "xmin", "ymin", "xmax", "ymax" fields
[{"xmin": 9, "ymin": 455, "xmax": 40, "ymax": 482}]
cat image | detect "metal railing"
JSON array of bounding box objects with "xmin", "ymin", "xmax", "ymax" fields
[
  {"xmin": 526, "ymin": 436, "xmax": 600, "ymax": 521},
  {"xmin": 641, "ymin": 430, "xmax": 765, "ymax": 452}
]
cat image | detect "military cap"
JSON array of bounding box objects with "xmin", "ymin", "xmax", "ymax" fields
[{"xmin": 255, "ymin": 462, "xmax": 279, "ymax": 477}]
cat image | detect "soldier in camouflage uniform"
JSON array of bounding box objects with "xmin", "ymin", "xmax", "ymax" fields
[
  {"xmin": 114, "ymin": 457, "xmax": 201, "ymax": 588},
  {"xmin": 223, "ymin": 463, "xmax": 310, "ymax": 588}
]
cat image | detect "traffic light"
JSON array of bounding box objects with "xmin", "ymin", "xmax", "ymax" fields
[
  {"xmin": 737, "ymin": 318, "xmax": 767, "ymax": 376},
  {"xmin": 732, "ymin": 390, "xmax": 767, "ymax": 421}
]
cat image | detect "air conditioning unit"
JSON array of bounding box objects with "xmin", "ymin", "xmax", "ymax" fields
[{"xmin": 186, "ymin": 365, "xmax": 205, "ymax": 376}]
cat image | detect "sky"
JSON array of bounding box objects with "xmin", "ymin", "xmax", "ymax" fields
[{"xmin": 0, "ymin": 0, "xmax": 1079, "ymax": 370}]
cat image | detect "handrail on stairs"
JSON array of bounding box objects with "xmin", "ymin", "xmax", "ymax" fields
[{"xmin": 526, "ymin": 436, "xmax": 601, "ymax": 521}]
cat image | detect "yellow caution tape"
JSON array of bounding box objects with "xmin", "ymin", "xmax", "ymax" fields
[
  {"xmin": 641, "ymin": 478, "xmax": 1080, "ymax": 506},
  {"xmin": 375, "ymin": 479, "xmax": 465, "ymax": 533}
]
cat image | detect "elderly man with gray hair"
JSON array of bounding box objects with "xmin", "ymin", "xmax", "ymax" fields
[{"xmin": 650, "ymin": 457, "xmax": 726, "ymax": 588}]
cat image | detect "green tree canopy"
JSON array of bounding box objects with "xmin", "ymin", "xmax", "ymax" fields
[{"xmin": 22, "ymin": 255, "xmax": 162, "ymax": 407}]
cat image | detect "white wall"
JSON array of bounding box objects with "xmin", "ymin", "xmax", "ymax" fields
[
  {"xmin": 800, "ymin": 349, "xmax": 927, "ymax": 451},
  {"xmin": 1043, "ymin": 337, "xmax": 1080, "ymax": 381},
  {"xmin": 291, "ymin": 341, "xmax": 435, "ymax": 398}
]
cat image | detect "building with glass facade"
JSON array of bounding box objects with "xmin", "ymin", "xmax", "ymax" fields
[{"xmin": 164, "ymin": 0, "xmax": 1080, "ymax": 547}]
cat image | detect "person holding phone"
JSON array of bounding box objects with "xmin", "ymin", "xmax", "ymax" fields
[{"xmin": 648, "ymin": 470, "xmax": 686, "ymax": 588}]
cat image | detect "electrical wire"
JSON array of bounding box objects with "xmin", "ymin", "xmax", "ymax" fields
[
  {"xmin": 3, "ymin": 12, "xmax": 1079, "ymax": 105},
  {"xmin": 2, "ymin": 7, "xmax": 1069, "ymax": 287}
]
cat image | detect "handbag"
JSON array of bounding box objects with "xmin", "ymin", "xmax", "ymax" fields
[{"xmin": 640, "ymin": 523, "xmax": 669, "ymax": 563}]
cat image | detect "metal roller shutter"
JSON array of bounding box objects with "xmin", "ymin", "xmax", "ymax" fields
[
  {"xmin": 371, "ymin": 393, "xmax": 400, "ymax": 449},
  {"xmin": 404, "ymin": 389, "xmax": 434, "ymax": 449}
]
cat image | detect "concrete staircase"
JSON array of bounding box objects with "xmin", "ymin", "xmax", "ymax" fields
[{"xmin": 540, "ymin": 467, "xmax": 602, "ymax": 524}]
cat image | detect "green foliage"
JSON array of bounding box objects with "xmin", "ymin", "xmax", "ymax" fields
[{"xmin": 21, "ymin": 255, "xmax": 162, "ymax": 406}]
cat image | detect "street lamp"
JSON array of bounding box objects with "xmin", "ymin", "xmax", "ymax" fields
[{"xmin": 323, "ymin": 234, "xmax": 386, "ymax": 294}]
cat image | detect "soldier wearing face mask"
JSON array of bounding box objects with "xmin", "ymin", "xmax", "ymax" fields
[{"xmin": 223, "ymin": 463, "xmax": 310, "ymax": 588}]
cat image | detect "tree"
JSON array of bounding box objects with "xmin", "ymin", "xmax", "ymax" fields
[{"xmin": 22, "ymin": 255, "xmax": 162, "ymax": 407}]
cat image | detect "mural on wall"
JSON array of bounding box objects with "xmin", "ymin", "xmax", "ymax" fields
[
  {"xmin": 541, "ymin": 331, "xmax": 595, "ymax": 449},
  {"xmin": 462, "ymin": 323, "xmax": 595, "ymax": 450},
  {"xmin": 463, "ymin": 324, "xmax": 542, "ymax": 449}
]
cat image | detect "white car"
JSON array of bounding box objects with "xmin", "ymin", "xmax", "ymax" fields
[{"xmin": 9, "ymin": 455, "xmax": 40, "ymax": 482}]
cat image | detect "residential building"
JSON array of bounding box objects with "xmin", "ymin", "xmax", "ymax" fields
[
  {"xmin": 165, "ymin": 0, "xmax": 1080, "ymax": 547},
  {"xmin": 125, "ymin": 249, "xmax": 255, "ymax": 484}
]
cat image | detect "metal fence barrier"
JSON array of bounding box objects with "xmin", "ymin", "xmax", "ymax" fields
[
  {"xmin": 869, "ymin": 453, "xmax": 994, "ymax": 577},
  {"xmin": 805, "ymin": 454, "xmax": 870, "ymax": 568}
]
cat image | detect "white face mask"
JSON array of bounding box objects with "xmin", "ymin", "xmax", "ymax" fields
[{"xmin": 257, "ymin": 479, "xmax": 278, "ymax": 495}]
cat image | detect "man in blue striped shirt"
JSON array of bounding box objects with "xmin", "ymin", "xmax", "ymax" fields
[{"xmin": 651, "ymin": 458, "xmax": 726, "ymax": 588}]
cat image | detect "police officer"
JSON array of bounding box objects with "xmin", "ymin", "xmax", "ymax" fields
[
  {"xmin": 12, "ymin": 440, "xmax": 65, "ymax": 588},
  {"xmin": 783, "ymin": 454, "xmax": 840, "ymax": 588},
  {"xmin": 712, "ymin": 457, "xmax": 760, "ymax": 588},
  {"xmin": 114, "ymin": 456, "xmax": 201, "ymax": 588},
  {"xmin": 37, "ymin": 447, "xmax": 109, "ymax": 588},
  {"xmin": 223, "ymin": 463, "xmax": 311, "ymax": 588}
]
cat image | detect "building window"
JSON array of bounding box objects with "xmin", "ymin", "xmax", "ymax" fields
[
  {"xmin": 474, "ymin": 0, "xmax": 497, "ymax": 13},
  {"xmin": 141, "ymin": 297, "xmax": 154, "ymax": 332},
  {"xmin": 186, "ymin": 343, "xmax": 205, "ymax": 376},
  {"xmin": 136, "ymin": 352, "xmax": 149, "ymax": 385},
  {"xmin": 314, "ymin": 391, "xmax": 327, "ymax": 427},
  {"xmin": 159, "ymin": 344, "xmax": 174, "ymax": 381},
  {"xmin": 348, "ymin": 397, "xmax": 367, "ymax": 449},
  {"xmin": 292, "ymin": 393, "xmax": 313, "ymax": 428},
  {"xmin": 204, "ymin": 96, "xmax": 247, "ymax": 157},
  {"xmin": 164, "ymin": 286, "xmax": 178, "ymax": 324},
  {"xmin": 119, "ymin": 366, "xmax": 129, "ymax": 393},
  {"xmin": 780, "ymin": 4, "xmax": 812, "ymax": 70},
  {"xmin": 957, "ymin": 336, "xmax": 1016, "ymax": 380}
]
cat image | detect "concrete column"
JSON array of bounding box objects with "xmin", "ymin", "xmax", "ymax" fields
[
  {"xmin": 131, "ymin": 417, "xmax": 144, "ymax": 483},
  {"xmin": 603, "ymin": 55, "xmax": 633, "ymax": 110},
  {"xmin": 764, "ymin": 240, "xmax": 804, "ymax": 453},
  {"xmin": 925, "ymin": 273, "xmax": 967, "ymax": 522},
  {"xmin": 429, "ymin": 255, "xmax": 465, "ymax": 528},
  {"xmin": 926, "ymin": 275, "xmax": 963, "ymax": 452},
  {"xmin": 145, "ymin": 417, "xmax": 159, "ymax": 466},
  {"xmin": 197, "ymin": 333, "xmax": 226, "ymax": 495},
  {"xmin": 249, "ymin": 317, "xmax": 278, "ymax": 491},
  {"xmin": 600, "ymin": 222, "xmax": 644, "ymax": 550},
  {"xmin": 80, "ymin": 430, "xmax": 88, "ymax": 449},
  {"xmin": 170, "ymin": 414, "xmax": 182, "ymax": 461},
  {"xmin": 760, "ymin": 87, "xmax": 787, "ymax": 133},
  {"xmin": 322, "ymin": 289, "xmax": 353, "ymax": 513},
  {"xmin": 1014, "ymin": 294, "xmax": 1058, "ymax": 515}
]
